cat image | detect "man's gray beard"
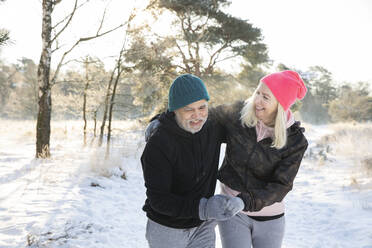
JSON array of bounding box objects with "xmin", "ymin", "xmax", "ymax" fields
[{"xmin": 175, "ymin": 115, "xmax": 206, "ymax": 134}]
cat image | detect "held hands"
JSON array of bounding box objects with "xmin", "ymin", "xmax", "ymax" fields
[{"xmin": 199, "ymin": 194, "xmax": 245, "ymax": 221}]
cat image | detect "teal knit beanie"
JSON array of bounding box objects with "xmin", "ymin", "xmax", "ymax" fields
[{"xmin": 168, "ymin": 74, "xmax": 210, "ymax": 112}]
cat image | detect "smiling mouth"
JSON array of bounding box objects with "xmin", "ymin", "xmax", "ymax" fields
[{"xmin": 190, "ymin": 120, "xmax": 202, "ymax": 126}]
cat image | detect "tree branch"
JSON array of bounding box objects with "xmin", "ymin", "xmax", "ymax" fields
[
  {"xmin": 79, "ymin": 22, "xmax": 126, "ymax": 43},
  {"xmin": 185, "ymin": 15, "xmax": 195, "ymax": 61},
  {"xmin": 51, "ymin": 0, "xmax": 78, "ymax": 43},
  {"xmin": 215, "ymin": 54, "xmax": 240, "ymax": 64},
  {"xmin": 176, "ymin": 64, "xmax": 187, "ymax": 72},
  {"xmin": 50, "ymin": 20, "xmax": 130, "ymax": 87},
  {"xmin": 194, "ymin": 15, "xmax": 210, "ymax": 32},
  {"xmin": 52, "ymin": 0, "xmax": 89, "ymax": 30},
  {"xmin": 51, "ymin": 28, "xmax": 63, "ymax": 53},
  {"xmin": 96, "ymin": 4, "xmax": 108, "ymax": 36},
  {"xmin": 174, "ymin": 40, "xmax": 191, "ymax": 72},
  {"xmin": 206, "ymin": 42, "xmax": 229, "ymax": 72}
]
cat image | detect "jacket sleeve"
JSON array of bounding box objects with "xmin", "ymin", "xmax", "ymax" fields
[
  {"xmin": 209, "ymin": 102, "xmax": 238, "ymax": 126},
  {"xmin": 209, "ymin": 102, "xmax": 242, "ymax": 143},
  {"xmin": 141, "ymin": 137, "xmax": 201, "ymax": 219},
  {"xmin": 238, "ymin": 135, "xmax": 308, "ymax": 212}
]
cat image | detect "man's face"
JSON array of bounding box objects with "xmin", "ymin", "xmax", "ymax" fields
[{"xmin": 174, "ymin": 99, "xmax": 208, "ymax": 134}]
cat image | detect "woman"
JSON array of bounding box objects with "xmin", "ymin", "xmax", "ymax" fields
[{"xmin": 213, "ymin": 70, "xmax": 308, "ymax": 248}]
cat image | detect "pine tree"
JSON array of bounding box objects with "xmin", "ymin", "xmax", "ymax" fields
[{"xmin": 148, "ymin": 0, "xmax": 268, "ymax": 77}]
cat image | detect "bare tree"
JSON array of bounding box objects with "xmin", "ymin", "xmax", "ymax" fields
[
  {"xmin": 92, "ymin": 108, "xmax": 98, "ymax": 137},
  {"xmin": 99, "ymin": 64, "xmax": 115, "ymax": 146},
  {"xmin": 99, "ymin": 13, "xmax": 136, "ymax": 147},
  {"xmin": 80, "ymin": 56, "xmax": 99, "ymax": 145},
  {"xmin": 36, "ymin": 0, "xmax": 129, "ymax": 158},
  {"xmin": 107, "ymin": 28, "xmax": 133, "ymax": 144}
]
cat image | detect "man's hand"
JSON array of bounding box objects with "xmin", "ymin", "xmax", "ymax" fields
[{"xmin": 199, "ymin": 194, "xmax": 245, "ymax": 221}]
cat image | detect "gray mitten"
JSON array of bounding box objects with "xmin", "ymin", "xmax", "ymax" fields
[
  {"xmin": 199, "ymin": 194, "xmax": 241, "ymax": 221},
  {"xmin": 225, "ymin": 196, "xmax": 245, "ymax": 215}
]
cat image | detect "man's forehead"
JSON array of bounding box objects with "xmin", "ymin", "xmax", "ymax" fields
[{"xmin": 184, "ymin": 99, "xmax": 208, "ymax": 109}]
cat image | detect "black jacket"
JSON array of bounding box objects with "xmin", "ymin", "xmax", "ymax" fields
[
  {"xmin": 211, "ymin": 101, "xmax": 308, "ymax": 212},
  {"xmin": 141, "ymin": 111, "xmax": 226, "ymax": 228}
]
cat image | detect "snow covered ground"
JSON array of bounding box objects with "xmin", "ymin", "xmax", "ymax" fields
[{"xmin": 0, "ymin": 120, "xmax": 371, "ymax": 247}]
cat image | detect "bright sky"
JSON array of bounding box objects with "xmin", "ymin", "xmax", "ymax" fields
[{"xmin": 0, "ymin": 0, "xmax": 371, "ymax": 84}]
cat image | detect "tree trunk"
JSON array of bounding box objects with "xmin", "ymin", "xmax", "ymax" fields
[
  {"xmin": 99, "ymin": 71, "xmax": 114, "ymax": 146},
  {"xmin": 106, "ymin": 72, "xmax": 119, "ymax": 158},
  {"xmin": 107, "ymin": 69, "xmax": 121, "ymax": 144},
  {"xmin": 93, "ymin": 109, "xmax": 97, "ymax": 137},
  {"xmin": 83, "ymin": 88, "xmax": 87, "ymax": 145},
  {"xmin": 98, "ymin": 12, "xmax": 134, "ymax": 147},
  {"xmin": 36, "ymin": 0, "xmax": 53, "ymax": 158},
  {"xmin": 89, "ymin": 109, "xmax": 98, "ymax": 146},
  {"xmin": 35, "ymin": 0, "xmax": 129, "ymax": 154},
  {"xmin": 83, "ymin": 58, "xmax": 89, "ymax": 146}
]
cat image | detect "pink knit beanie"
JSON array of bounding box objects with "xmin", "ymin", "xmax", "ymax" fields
[{"xmin": 260, "ymin": 70, "xmax": 307, "ymax": 111}]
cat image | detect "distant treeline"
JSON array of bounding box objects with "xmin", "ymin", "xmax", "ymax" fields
[
  {"xmin": 0, "ymin": 0, "xmax": 371, "ymax": 124},
  {"xmin": 0, "ymin": 57, "xmax": 370, "ymax": 123}
]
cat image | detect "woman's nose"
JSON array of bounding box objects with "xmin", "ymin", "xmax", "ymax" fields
[{"xmin": 254, "ymin": 96, "xmax": 261, "ymax": 105}]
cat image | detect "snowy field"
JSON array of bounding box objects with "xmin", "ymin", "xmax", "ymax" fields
[{"xmin": 0, "ymin": 120, "xmax": 371, "ymax": 248}]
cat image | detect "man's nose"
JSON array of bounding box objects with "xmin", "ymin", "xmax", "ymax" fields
[
  {"xmin": 192, "ymin": 110, "xmax": 201, "ymax": 119},
  {"xmin": 192, "ymin": 111, "xmax": 199, "ymax": 119}
]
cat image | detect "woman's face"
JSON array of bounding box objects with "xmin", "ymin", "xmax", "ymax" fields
[{"xmin": 254, "ymin": 83, "xmax": 278, "ymax": 126}]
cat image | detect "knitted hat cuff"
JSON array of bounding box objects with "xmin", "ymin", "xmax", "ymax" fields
[
  {"xmin": 168, "ymin": 74, "xmax": 210, "ymax": 111},
  {"xmin": 168, "ymin": 92, "xmax": 209, "ymax": 112}
]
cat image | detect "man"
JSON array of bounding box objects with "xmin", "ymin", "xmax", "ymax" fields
[{"xmin": 141, "ymin": 74, "xmax": 244, "ymax": 248}]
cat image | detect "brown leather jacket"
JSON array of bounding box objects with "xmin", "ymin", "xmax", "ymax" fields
[{"xmin": 210, "ymin": 101, "xmax": 308, "ymax": 212}]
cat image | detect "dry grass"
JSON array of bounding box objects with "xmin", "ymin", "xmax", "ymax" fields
[
  {"xmin": 318, "ymin": 122, "xmax": 372, "ymax": 160},
  {"xmin": 89, "ymin": 147, "xmax": 127, "ymax": 178},
  {"xmin": 0, "ymin": 119, "xmax": 144, "ymax": 179},
  {"xmin": 350, "ymin": 177, "xmax": 361, "ymax": 189},
  {"xmin": 362, "ymin": 157, "xmax": 372, "ymax": 175},
  {"xmin": 316, "ymin": 122, "xmax": 372, "ymax": 186}
]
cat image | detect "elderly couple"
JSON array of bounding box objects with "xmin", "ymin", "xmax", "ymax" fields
[{"xmin": 141, "ymin": 71, "xmax": 308, "ymax": 248}]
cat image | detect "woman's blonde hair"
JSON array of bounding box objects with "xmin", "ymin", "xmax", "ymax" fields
[{"xmin": 240, "ymin": 82, "xmax": 288, "ymax": 149}]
